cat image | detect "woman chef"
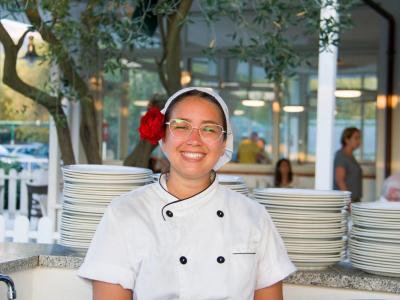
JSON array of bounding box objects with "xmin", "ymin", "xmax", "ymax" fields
[{"xmin": 78, "ymin": 87, "xmax": 296, "ymax": 300}]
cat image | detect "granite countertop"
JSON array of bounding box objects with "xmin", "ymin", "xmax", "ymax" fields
[{"xmin": 1, "ymin": 243, "xmax": 399, "ymax": 294}]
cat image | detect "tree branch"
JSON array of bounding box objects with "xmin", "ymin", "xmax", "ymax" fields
[
  {"xmin": 24, "ymin": 4, "xmax": 89, "ymax": 95},
  {"xmin": 0, "ymin": 21, "xmax": 76, "ymax": 165},
  {"xmin": 156, "ymin": 14, "xmax": 169, "ymax": 93},
  {"xmin": 16, "ymin": 28, "xmax": 32, "ymax": 50},
  {"xmin": 0, "ymin": 22, "xmax": 59, "ymax": 111},
  {"xmin": 166, "ymin": 0, "xmax": 192, "ymax": 52}
]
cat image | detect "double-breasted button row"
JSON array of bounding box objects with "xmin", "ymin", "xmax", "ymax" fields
[
  {"xmin": 179, "ymin": 256, "xmax": 225, "ymax": 264},
  {"xmin": 166, "ymin": 210, "xmax": 224, "ymax": 218}
]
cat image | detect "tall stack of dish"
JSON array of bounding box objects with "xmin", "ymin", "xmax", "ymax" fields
[
  {"xmin": 350, "ymin": 202, "xmax": 400, "ymax": 277},
  {"xmin": 253, "ymin": 188, "xmax": 349, "ymax": 270},
  {"xmin": 60, "ymin": 164, "xmax": 153, "ymax": 250},
  {"xmin": 218, "ymin": 174, "xmax": 249, "ymax": 196}
]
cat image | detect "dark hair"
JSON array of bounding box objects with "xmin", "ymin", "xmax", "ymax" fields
[
  {"xmin": 274, "ymin": 158, "xmax": 293, "ymax": 187},
  {"xmin": 340, "ymin": 127, "xmax": 360, "ymax": 147},
  {"xmin": 164, "ymin": 90, "xmax": 227, "ymax": 141}
]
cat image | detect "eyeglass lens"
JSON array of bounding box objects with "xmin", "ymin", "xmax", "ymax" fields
[{"xmin": 168, "ymin": 119, "xmax": 223, "ymax": 142}]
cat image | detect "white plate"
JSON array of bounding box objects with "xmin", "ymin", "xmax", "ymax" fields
[
  {"xmin": 253, "ymin": 188, "xmax": 351, "ymax": 197},
  {"xmin": 63, "ymin": 202, "xmax": 106, "ymax": 214},
  {"xmin": 349, "ymin": 237, "xmax": 400, "ymax": 252},
  {"xmin": 351, "ymin": 261, "xmax": 400, "ymax": 277},
  {"xmin": 287, "ymin": 246, "xmax": 344, "ymax": 254},
  {"xmin": 350, "ymin": 234, "xmax": 400, "ymax": 245},
  {"xmin": 351, "ymin": 228, "xmax": 400, "ymax": 240},
  {"xmin": 352, "ymin": 202, "xmax": 400, "ymax": 211},
  {"xmin": 63, "ymin": 164, "xmax": 153, "ymax": 175},
  {"xmin": 277, "ymin": 226, "xmax": 346, "ymax": 234},
  {"xmin": 270, "ymin": 213, "xmax": 346, "ymax": 222},
  {"xmin": 350, "ymin": 255, "xmax": 400, "ymax": 269},
  {"xmin": 64, "ymin": 177, "xmax": 153, "ymax": 184},
  {"xmin": 265, "ymin": 206, "xmax": 345, "ymax": 214},
  {"xmin": 217, "ymin": 175, "xmax": 245, "ymax": 183},
  {"xmin": 349, "ymin": 246, "xmax": 400, "ymax": 260},
  {"xmin": 280, "ymin": 231, "xmax": 344, "ymax": 239},
  {"xmin": 254, "ymin": 194, "xmax": 350, "ymax": 201},
  {"xmin": 274, "ymin": 221, "xmax": 346, "ymax": 229},
  {"xmin": 261, "ymin": 202, "xmax": 345, "ymax": 209},
  {"xmin": 351, "ymin": 216, "xmax": 400, "ymax": 225},
  {"xmin": 285, "ymin": 237, "xmax": 346, "ymax": 245}
]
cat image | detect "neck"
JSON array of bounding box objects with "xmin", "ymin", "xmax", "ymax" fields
[
  {"xmin": 281, "ymin": 174, "xmax": 289, "ymax": 185},
  {"xmin": 166, "ymin": 172, "xmax": 213, "ymax": 199},
  {"xmin": 342, "ymin": 145, "xmax": 353, "ymax": 155}
]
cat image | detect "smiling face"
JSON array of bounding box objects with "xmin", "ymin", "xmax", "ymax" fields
[{"xmin": 162, "ymin": 95, "xmax": 226, "ymax": 182}]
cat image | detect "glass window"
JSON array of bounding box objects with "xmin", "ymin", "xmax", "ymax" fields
[
  {"xmin": 236, "ymin": 61, "xmax": 249, "ymax": 83},
  {"xmin": 220, "ymin": 89, "xmax": 273, "ymax": 164},
  {"xmin": 304, "ymin": 73, "xmax": 377, "ymax": 163},
  {"xmin": 192, "ymin": 57, "xmax": 217, "ymax": 77}
]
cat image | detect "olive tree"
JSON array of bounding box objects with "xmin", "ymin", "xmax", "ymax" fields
[{"xmin": 0, "ymin": 0, "xmax": 357, "ymax": 167}]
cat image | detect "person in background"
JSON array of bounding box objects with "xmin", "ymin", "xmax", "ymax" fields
[
  {"xmin": 78, "ymin": 87, "xmax": 295, "ymax": 300},
  {"xmin": 237, "ymin": 131, "xmax": 260, "ymax": 164},
  {"xmin": 333, "ymin": 127, "xmax": 362, "ymax": 203},
  {"xmin": 380, "ymin": 173, "xmax": 400, "ymax": 202},
  {"xmin": 256, "ymin": 138, "xmax": 271, "ymax": 164},
  {"xmin": 274, "ymin": 158, "xmax": 294, "ymax": 188}
]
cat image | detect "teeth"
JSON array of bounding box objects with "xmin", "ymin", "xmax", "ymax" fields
[{"xmin": 182, "ymin": 152, "xmax": 205, "ymax": 159}]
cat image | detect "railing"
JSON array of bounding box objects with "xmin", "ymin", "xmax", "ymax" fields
[
  {"xmin": 0, "ymin": 214, "xmax": 57, "ymax": 243},
  {"xmin": 0, "ymin": 167, "xmax": 60, "ymax": 243},
  {"xmin": 0, "ymin": 168, "xmax": 48, "ymax": 215}
]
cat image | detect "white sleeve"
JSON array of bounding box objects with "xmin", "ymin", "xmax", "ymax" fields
[
  {"xmin": 256, "ymin": 210, "xmax": 297, "ymax": 289},
  {"xmin": 77, "ymin": 206, "xmax": 136, "ymax": 290}
]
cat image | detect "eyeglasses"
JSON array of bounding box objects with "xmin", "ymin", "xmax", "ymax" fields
[{"xmin": 165, "ymin": 119, "xmax": 226, "ymax": 143}]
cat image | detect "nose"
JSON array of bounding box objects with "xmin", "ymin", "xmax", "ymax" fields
[{"xmin": 186, "ymin": 127, "xmax": 202, "ymax": 144}]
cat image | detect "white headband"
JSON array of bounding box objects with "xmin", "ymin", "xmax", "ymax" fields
[{"xmin": 159, "ymin": 87, "xmax": 233, "ymax": 170}]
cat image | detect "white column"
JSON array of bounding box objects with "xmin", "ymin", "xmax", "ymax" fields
[
  {"xmin": 47, "ymin": 63, "xmax": 62, "ymax": 231},
  {"xmin": 315, "ymin": 1, "xmax": 339, "ymax": 190},
  {"xmin": 47, "ymin": 117, "xmax": 61, "ymax": 229}
]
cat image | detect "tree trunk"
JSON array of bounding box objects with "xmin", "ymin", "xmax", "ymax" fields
[
  {"xmin": 123, "ymin": 140, "xmax": 156, "ymax": 168},
  {"xmin": 79, "ymin": 96, "xmax": 102, "ymax": 164},
  {"xmin": 51, "ymin": 109, "xmax": 76, "ymax": 165},
  {"xmin": 125, "ymin": 0, "xmax": 192, "ymax": 168}
]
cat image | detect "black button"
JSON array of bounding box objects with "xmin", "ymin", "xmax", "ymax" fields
[
  {"xmin": 217, "ymin": 256, "xmax": 225, "ymax": 264},
  {"xmin": 217, "ymin": 210, "xmax": 224, "ymax": 218},
  {"xmin": 166, "ymin": 210, "xmax": 173, "ymax": 217},
  {"xmin": 180, "ymin": 256, "xmax": 187, "ymax": 264}
]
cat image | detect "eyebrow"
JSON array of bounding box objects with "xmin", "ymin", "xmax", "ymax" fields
[{"xmin": 172, "ymin": 118, "xmax": 222, "ymax": 125}]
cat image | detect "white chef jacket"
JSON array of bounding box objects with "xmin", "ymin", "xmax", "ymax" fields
[{"xmin": 78, "ymin": 175, "xmax": 296, "ymax": 300}]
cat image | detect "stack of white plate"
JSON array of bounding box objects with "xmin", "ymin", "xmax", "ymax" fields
[
  {"xmin": 60, "ymin": 164, "xmax": 153, "ymax": 250},
  {"xmin": 218, "ymin": 174, "xmax": 249, "ymax": 196},
  {"xmin": 350, "ymin": 202, "xmax": 400, "ymax": 277},
  {"xmin": 253, "ymin": 188, "xmax": 350, "ymax": 270}
]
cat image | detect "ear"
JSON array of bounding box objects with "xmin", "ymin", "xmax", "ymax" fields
[{"xmin": 220, "ymin": 140, "xmax": 227, "ymax": 157}]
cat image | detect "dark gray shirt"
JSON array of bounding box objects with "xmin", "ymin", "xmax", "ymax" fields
[{"xmin": 333, "ymin": 149, "xmax": 362, "ymax": 201}]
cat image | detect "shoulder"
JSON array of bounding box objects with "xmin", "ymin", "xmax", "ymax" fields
[
  {"xmin": 107, "ymin": 183, "xmax": 159, "ymax": 218},
  {"xmin": 334, "ymin": 149, "xmax": 348, "ymax": 165}
]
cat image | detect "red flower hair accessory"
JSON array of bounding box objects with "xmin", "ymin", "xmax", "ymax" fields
[{"xmin": 138, "ymin": 107, "xmax": 165, "ymax": 145}]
